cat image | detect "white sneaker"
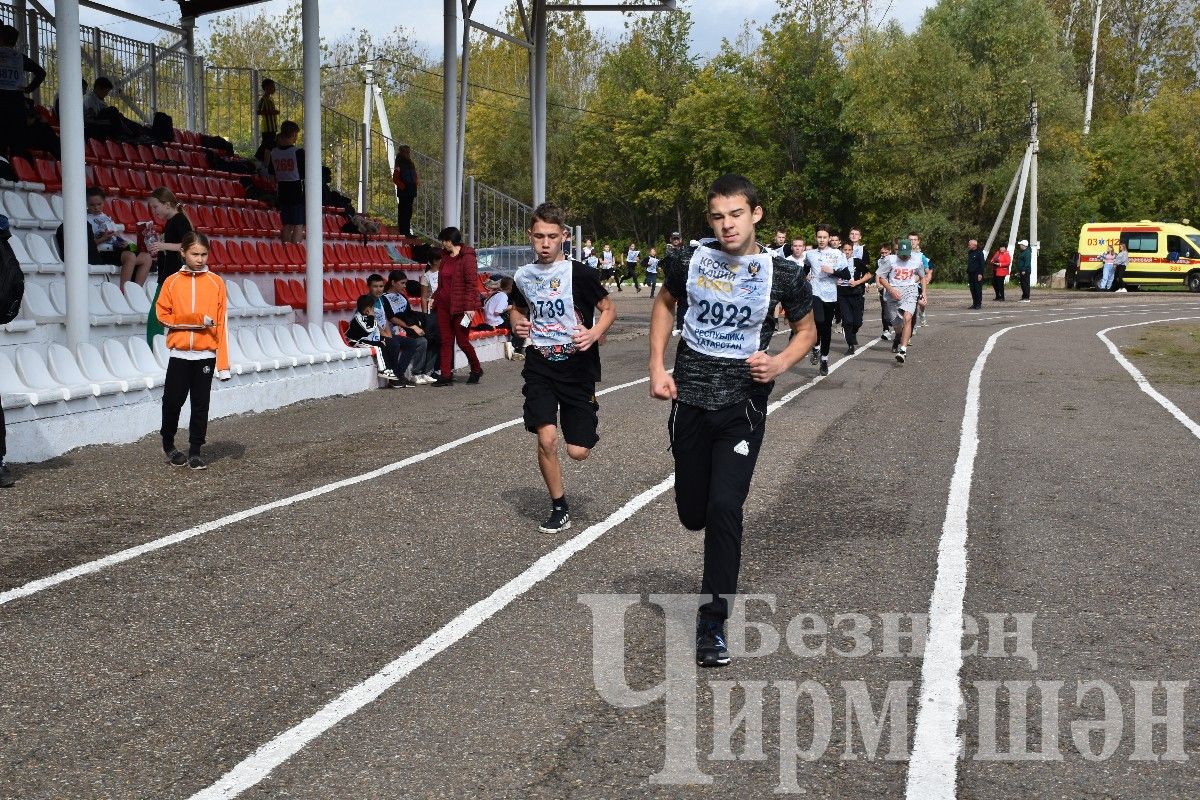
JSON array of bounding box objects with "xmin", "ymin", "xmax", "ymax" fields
[
  {"xmin": 1116, "ymin": 288, "xmax": 1128, "ymax": 293},
  {"xmin": 503, "ymin": 341, "xmax": 515, "ymax": 360},
  {"xmin": 511, "ymin": 351, "xmax": 525, "ymax": 361},
  {"xmin": 881, "ymin": 329, "xmax": 891, "ymax": 341},
  {"xmin": 671, "ymin": 329, "xmax": 681, "ymax": 337},
  {"xmin": 378, "ymin": 368, "xmax": 396, "ymax": 378},
  {"xmin": 413, "ymin": 374, "xmax": 435, "ymax": 385}
]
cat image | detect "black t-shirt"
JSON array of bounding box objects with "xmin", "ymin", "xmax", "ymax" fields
[
  {"xmin": 158, "ymin": 212, "xmax": 193, "ymax": 281},
  {"xmin": 663, "ymin": 243, "xmax": 812, "ymax": 411},
  {"xmin": 509, "ymin": 260, "xmax": 608, "ymax": 383}
]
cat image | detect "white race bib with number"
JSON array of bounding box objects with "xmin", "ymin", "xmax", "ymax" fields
[
  {"xmin": 682, "ymin": 240, "xmax": 773, "ymax": 359},
  {"xmin": 0, "ymin": 48, "xmax": 23, "ymax": 91},
  {"xmin": 271, "ymin": 147, "xmax": 300, "ymax": 182},
  {"xmin": 514, "ymin": 260, "xmax": 578, "ymax": 360}
]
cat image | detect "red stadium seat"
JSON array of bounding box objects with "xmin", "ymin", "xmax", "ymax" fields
[
  {"xmin": 127, "ymin": 169, "xmax": 150, "ymax": 197},
  {"xmin": 236, "ymin": 241, "xmax": 261, "ymax": 272},
  {"xmin": 256, "ymin": 241, "xmax": 277, "ymax": 271},
  {"xmin": 337, "ymin": 319, "xmax": 353, "ymax": 345},
  {"xmin": 151, "ymin": 144, "xmax": 168, "ymax": 163},
  {"xmin": 132, "ymin": 199, "xmax": 152, "ymax": 225},
  {"xmin": 209, "ymin": 206, "xmax": 231, "ymax": 235},
  {"xmin": 286, "ymin": 279, "xmax": 307, "ymax": 310},
  {"xmin": 104, "ymin": 140, "xmax": 128, "ymax": 167},
  {"xmin": 136, "ymin": 144, "xmax": 155, "ymax": 165},
  {"xmin": 207, "ymin": 239, "xmax": 230, "ymax": 272},
  {"xmin": 93, "ymin": 165, "xmax": 116, "ymax": 193},
  {"xmin": 120, "ymin": 142, "xmax": 140, "ymax": 166},
  {"xmin": 352, "ymin": 277, "xmax": 368, "ymax": 296},
  {"xmin": 85, "ymin": 138, "xmax": 106, "ymax": 164},
  {"xmin": 11, "ymin": 156, "xmax": 38, "ymax": 185},
  {"xmin": 112, "ymin": 168, "xmax": 135, "ymax": 195},
  {"xmin": 287, "ymin": 243, "xmax": 305, "ymax": 272},
  {"xmin": 274, "ymin": 278, "xmax": 295, "ymax": 308},
  {"xmin": 320, "ymin": 279, "xmax": 339, "ymax": 312},
  {"xmin": 193, "ymin": 205, "xmax": 217, "ymax": 234},
  {"xmin": 270, "ymin": 242, "xmax": 290, "ymax": 272},
  {"xmin": 109, "ymin": 198, "xmax": 136, "ymax": 229}
]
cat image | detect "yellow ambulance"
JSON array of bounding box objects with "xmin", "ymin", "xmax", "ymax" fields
[{"xmin": 1075, "ymin": 221, "xmax": 1200, "ymax": 291}]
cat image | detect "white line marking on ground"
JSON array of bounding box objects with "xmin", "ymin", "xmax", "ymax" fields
[
  {"xmin": 0, "ymin": 374, "xmax": 657, "ymax": 609},
  {"xmin": 186, "ymin": 340, "xmax": 881, "ymax": 800},
  {"xmin": 931, "ymin": 299, "xmax": 1200, "ymax": 320},
  {"xmin": 904, "ymin": 311, "xmax": 1176, "ymax": 800},
  {"xmin": 1097, "ymin": 317, "xmax": 1200, "ymax": 440}
]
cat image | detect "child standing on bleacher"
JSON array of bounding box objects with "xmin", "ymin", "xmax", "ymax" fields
[
  {"xmin": 155, "ymin": 232, "xmax": 230, "ymax": 470},
  {"xmin": 269, "ymin": 120, "xmax": 305, "ymax": 244},
  {"xmin": 0, "ymin": 24, "xmax": 46, "ymax": 162},
  {"xmin": 256, "ymin": 78, "xmax": 279, "ymax": 150}
]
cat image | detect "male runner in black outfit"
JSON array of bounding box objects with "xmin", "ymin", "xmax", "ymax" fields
[{"xmin": 649, "ymin": 174, "xmax": 815, "ymax": 668}]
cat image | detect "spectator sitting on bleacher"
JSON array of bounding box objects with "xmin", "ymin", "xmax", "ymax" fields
[
  {"xmin": 417, "ymin": 246, "xmax": 441, "ymax": 314},
  {"xmin": 367, "ymin": 273, "xmax": 428, "ymax": 387},
  {"xmin": 0, "ymin": 23, "xmax": 46, "ymax": 161},
  {"xmin": 484, "ymin": 276, "xmax": 525, "ymax": 361},
  {"xmin": 382, "ymin": 270, "xmax": 437, "ymax": 382},
  {"xmin": 86, "ymin": 186, "xmax": 153, "ymax": 287},
  {"xmin": 346, "ymin": 293, "xmax": 411, "ymax": 387},
  {"xmin": 20, "ymin": 97, "xmax": 59, "ymax": 160}
]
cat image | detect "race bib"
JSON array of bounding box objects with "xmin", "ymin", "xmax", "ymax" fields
[
  {"xmin": 0, "ymin": 49, "xmax": 23, "ymax": 91},
  {"xmin": 682, "ymin": 240, "xmax": 773, "ymax": 359},
  {"xmin": 514, "ymin": 260, "xmax": 578, "ymax": 361},
  {"xmin": 271, "ymin": 148, "xmax": 300, "ymax": 182}
]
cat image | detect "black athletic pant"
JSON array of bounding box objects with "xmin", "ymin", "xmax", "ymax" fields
[
  {"xmin": 670, "ymin": 398, "xmax": 767, "ymax": 623},
  {"xmin": 812, "ymin": 299, "xmax": 836, "ymax": 358},
  {"xmin": 625, "ymin": 263, "xmax": 641, "ymax": 291},
  {"xmin": 968, "ymin": 274, "xmax": 983, "ymax": 307},
  {"xmin": 1112, "ymin": 265, "xmax": 1126, "ymax": 291},
  {"xmin": 381, "ymin": 335, "xmax": 421, "ymax": 376},
  {"xmin": 161, "ymin": 356, "xmax": 216, "ymax": 455},
  {"xmin": 396, "ymin": 195, "xmax": 415, "ymax": 236},
  {"xmin": 1019, "ymin": 270, "xmax": 1031, "ymax": 300},
  {"xmin": 0, "ymin": 402, "xmax": 6, "ymax": 463},
  {"xmin": 837, "ymin": 292, "xmax": 864, "ymax": 347},
  {"xmin": 879, "ymin": 289, "xmax": 890, "ymax": 330},
  {"xmin": 992, "ymin": 276, "xmax": 1006, "ymax": 300},
  {"xmin": 647, "ymin": 272, "xmax": 658, "ymax": 297}
]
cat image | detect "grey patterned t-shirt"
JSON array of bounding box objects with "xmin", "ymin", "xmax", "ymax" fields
[{"xmin": 663, "ymin": 244, "xmax": 813, "ymax": 411}]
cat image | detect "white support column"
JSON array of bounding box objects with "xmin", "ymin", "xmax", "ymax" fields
[
  {"xmin": 456, "ymin": 22, "xmax": 470, "ymax": 211},
  {"xmin": 443, "ymin": 0, "xmax": 459, "ymax": 227},
  {"xmin": 466, "ymin": 175, "xmax": 476, "ymax": 246},
  {"xmin": 26, "ymin": 8, "xmax": 39, "ymax": 106},
  {"xmin": 532, "ymin": 0, "xmax": 547, "ymax": 205},
  {"xmin": 1083, "ymin": 0, "xmax": 1102, "ymax": 135},
  {"xmin": 181, "ymin": 16, "xmax": 196, "ymax": 130},
  {"xmin": 360, "ymin": 56, "xmax": 373, "ymax": 213},
  {"xmin": 57, "ymin": 0, "xmax": 89, "ymax": 349},
  {"xmin": 1029, "ymin": 100, "xmax": 1039, "ymax": 285},
  {"xmin": 1005, "ymin": 144, "xmax": 1033, "ymax": 283},
  {"xmin": 302, "ymin": 0, "xmax": 324, "ymax": 323}
]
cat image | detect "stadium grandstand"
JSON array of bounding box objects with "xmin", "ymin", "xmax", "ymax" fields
[{"xmin": 0, "ymin": 0, "xmax": 523, "ymax": 462}]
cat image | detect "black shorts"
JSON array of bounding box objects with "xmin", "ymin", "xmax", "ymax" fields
[
  {"xmin": 280, "ymin": 203, "xmax": 305, "ymax": 226},
  {"xmin": 97, "ymin": 248, "xmax": 126, "ymax": 266},
  {"xmin": 522, "ymin": 373, "xmax": 599, "ymax": 449}
]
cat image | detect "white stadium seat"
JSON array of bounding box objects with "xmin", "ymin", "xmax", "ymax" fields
[
  {"xmin": 99, "ymin": 281, "xmax": 143, "ymax": 325},
  {"xmin": 47, "ymin": 343, "xmax": 124, "ymax": 397},
  {"xmin": 151, "ymin": 334, "xmax": 170, "ymax": 369},
  {"xmin": 123, "ymin": 282, "xmax": 152, "ymax": 314},
  {"xmin": 25, "ymin": 232, "xmax": 62, "ymax": 273},
  {"xmin": 97, "ymin": 339, "xmax": 157, "ymax": 389},
  {"xmin": 291, "ymin": 323, "xmax": 333, "ymax": 363},
  {"xmin": 242, "ymin": 279, "xmax": 291, "ymax": 316},
  {"xmin": 27, "ymin": 193, "xmax": 59, "ymax": 229},
  {"xmin": 16, "ymin": 347, "xmax": 93, "ymax": 400},
  {"xmin": 2, "ymin": 190, "xmax": 35, "ymax": 227},
  {"xmin": 256, "ymin": 326, "xmax": 299, "ymax": 368},
  {"xmin": 22, "ymin": 283, "xmax": 62, "ymax": 324},
  {"xmin": 8, "ymin": 234, "xmax": 37, "ymax": 275},
  {"xmin": 275, "ymin": 325, "xmax": 316, "ymax": 365},
  {"xmin": 50, "ymin": 194, "xmax": 64, "ymax": 219},
  {"xmin": 237, "ymin": 328, "xmax": 280, "ymax": 370},
  {"xmin": 0, "ymin": 351, "xmax": 59, "ymax": 407},
  {"xmin": 225, "ymin": 332, "xmax": 261, "ymax": 375},
  {"xmin": 127, "ymin": 337, "xmax": 167, "ymax": 384}
]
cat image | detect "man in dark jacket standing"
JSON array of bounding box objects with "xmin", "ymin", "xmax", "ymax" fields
[
  {"xmin": 967, "ymin": 239, "xmax": 985, "ymax": 309},
  {"xmin": 1016, "ymin": 239, "xmax": 1032, "ymax": 302}
]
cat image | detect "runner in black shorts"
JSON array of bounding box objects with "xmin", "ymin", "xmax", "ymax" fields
[
  {"xmin": 649, "ymin": 174, "xmax": 815, "ymax": 668},
  {"xmin": 510, "ymin": 203, "xmax": 616, "ymax": 534}
]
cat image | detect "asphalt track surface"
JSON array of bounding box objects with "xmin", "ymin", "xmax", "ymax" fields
[{"xmin": 3, "ymin": 289, "xmax": 1199, "ymax": 799}]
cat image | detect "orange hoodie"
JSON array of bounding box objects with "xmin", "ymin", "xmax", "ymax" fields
[{"xmin": 155, "ymin": 267, "xmax": 230, "ymax": 373}]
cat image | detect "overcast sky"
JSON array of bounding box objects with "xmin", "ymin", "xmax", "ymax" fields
[{"xmin": 75, "ymin": 0, "xmax": 935, "ymax": 58}]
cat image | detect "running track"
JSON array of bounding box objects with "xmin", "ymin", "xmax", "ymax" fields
[{"xmin": 2, "ymin": 290, "xmax": 1198, "ymax": 799}]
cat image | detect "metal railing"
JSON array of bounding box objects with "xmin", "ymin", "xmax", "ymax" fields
[{"xmin": 1, "ymin": 1, "xmax": 532, "ymax": 248}]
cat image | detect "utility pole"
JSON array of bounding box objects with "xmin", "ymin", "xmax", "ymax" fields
[
  {"xmin": 1029, "ymin": 91, "xmax": 1039, "ymax": 284},
  {"xmin": 1083, "ymin": 0, "xmax": 1101, "ymax": 135},
  {"xmin": 360, "ymin": 53, "xmax": 374, "ymax": 214}
]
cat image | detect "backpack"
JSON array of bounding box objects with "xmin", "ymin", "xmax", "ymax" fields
[
  {"xmin": 151, "ymin": 111, "xmax": 174, "ymax": 143},
  {"xmin": 0, "ymin": 215, "xmax": 25, "ymax": 325}
]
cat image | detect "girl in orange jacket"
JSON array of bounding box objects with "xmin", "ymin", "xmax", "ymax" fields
[{"xmin": 154, "ymin": 231, "xmax": 230, "ymax": 469}]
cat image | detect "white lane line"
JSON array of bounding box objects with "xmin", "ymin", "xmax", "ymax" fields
[
  {"xmin": 931, "ymin": 299, "xmax": 1200, "ymax": 320},
  {"xmin": 186, "ymin": 341, "xmax": 881, "ymax": 800},
  {"xmin": 0, "ymin": 374, "xmax": 657, "ymax": 609},
  {"xmin": 1097, "ymin": 317, "xmax": 1200, "ymax": 440},
  {"xmin": 905, "ymin": 311, "xmax": 1163, "ymax": 800}
]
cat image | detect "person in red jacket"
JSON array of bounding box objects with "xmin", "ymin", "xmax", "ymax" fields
[
  {"xmin": 989, "ymin": 245, "xmax": 1011, "ymax": 301},
  {"xmin": 432, "ymin": 226, "xmax": 483, "ymax": 385}
]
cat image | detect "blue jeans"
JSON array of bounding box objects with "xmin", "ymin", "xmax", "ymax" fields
[{"xmin": 1099, "ymin": 263, "xmax": 1115, "ymax": 289}]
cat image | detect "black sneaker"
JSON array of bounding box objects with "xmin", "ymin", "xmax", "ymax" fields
[
  {"xmin": 166, "ymin": 449, "xmax": 188, "ymax": 467},
  {"xmin": 809, "ymin": 347, "xmax": 819, "ymax": 365},
  {"xmin": 847, "ymin": 345, "xmax": 856, "ymax": 355},
  {"xmin": 188, "ymin": 455, "xmax": 208, "ymax": 470},
  {"xmin": 466, "ymin": 371, "xmax": 482, "ymax": 384},
  {"xmin": 696, "ymin": 621, "xmax": 730, "ymax": 668},
  {"xmin": 891, "ymin": 341, "xmax": 900, "ymax": 354},
  {"xmin": 0, "ymin": 464, "xmax": 14, "ymax": 489},
  {"xmin": 895, "ymin": 347, "xmax": 906, "ymax": 364},
  {"xmin": 432, "ymin": 376, "xmax": 455, "ymax": 387},
  {"xmin": 539, "ymin": 507, "xmax": 571, "ymax": 533},
  {"xmin": 818, "ymin": 359, "xmax": 829, "ymax": 376}
]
